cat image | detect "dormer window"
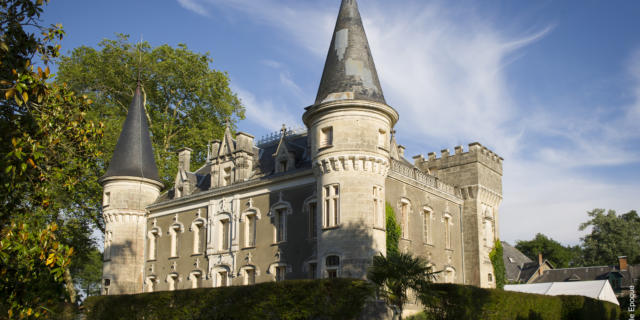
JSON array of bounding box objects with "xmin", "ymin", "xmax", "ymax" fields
[
  {"xmin": 279, "ymin": 160, "xmax": 287, "ymax": 172},
  {"xmin": 223, "ymin": 167, "xmax": 231, "ymax": 186}
]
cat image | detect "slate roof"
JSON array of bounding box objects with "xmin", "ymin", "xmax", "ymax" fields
[
  {"xmin": 502, "ymin": 241, "xmax": 533, "ymax": 282},
  {"xmin": 156, "ymin": 133, "xmax": 311, "ymax": 202},
  {"xmin": 315, "ymin": 0, "xmax": 386, "ymax": 105},
  {"xmin": 101, "ymin": 84, "xmax": 161, "ymax": 184},
  {"xmin": 533, "ymin": 264, "xmax": 639, "ymax": 290}
]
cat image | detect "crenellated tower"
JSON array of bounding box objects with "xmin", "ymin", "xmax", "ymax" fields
[
  {"xmin": 99, "ymin": 83, "xmax": 163, "ymax": 294},
  {"xmin": 302, "ymin": 0, "xmax": 399, "ymax": 279},
  {"xmin": 414, "ymin": 143, "xmax": 503, "ymax": 288}
]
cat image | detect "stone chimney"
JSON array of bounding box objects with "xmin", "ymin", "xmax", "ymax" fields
[
  {"xmin": 538, "ymin": 252, "xmax": 544, "ymax": 276},
  {"xmin": 398, "ymin": 145, "xmax": 405, "ymax": 158},
  {"xmin": 619, "ymin": 256, "xmax": 628, "ymax": 271},
  {"xmin": 178, "ymin": 147, "xmax": 192, "ymax": 172}
]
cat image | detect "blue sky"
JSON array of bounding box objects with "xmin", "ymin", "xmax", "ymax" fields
[{"xmin": 43, "ymin": 0, "xmax": 640, "ymax": 245}]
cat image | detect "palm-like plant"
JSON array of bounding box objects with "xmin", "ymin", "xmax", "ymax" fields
[{"xmin": 367, "ymin": 252, "xmax": 438, "ymax": 319}]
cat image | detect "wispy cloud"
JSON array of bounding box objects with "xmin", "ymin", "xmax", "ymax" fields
[
  {"xmin": 177, "ymin": 0, "xmax": 210, "ymax": 17},
  {"xmin": 179, "ymin": 0, "xmax": 640, "ymax": 245},
  {"xmin": 234, "ymin": 86, "xmax": 301, "ymax": 133}
]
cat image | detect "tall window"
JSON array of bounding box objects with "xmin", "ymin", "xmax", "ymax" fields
[
  {"xmin": 484, "ymin": 218, "xmax": 494, "ymax": 247},
  {"xmin": 309, "ymin": 262, "xmax": 317, "ymax": 279},
  {"xmin": 245, "ymin": 214, "xmax": 257, "ymax": 247},
  {"xmin": 378, "ymin": 129, "xmax": 386, "ymax": 148},
  {"xmin": 190, "ymin": 271, "xmax": 202, "ymax": 289},
  {"xmin": 104, "ymin": 230, "xmax": 112, "ymax": 261},
  {"xmin": 245, "ymin": 268, "xmax": 256, "ymax": 285},
  {"xmin": 279, "ymin": 159, "xmax": 287, "ymax": 172},
  {"xmin": 320, "ymin": 126, "xmax": 333, "ymax": 147},
  {"xmin": 373, "ymin": 186, "xmax": 384, "ymax": 228},
  {"xmin": 323, "ymin": 185, "xmax": 340, "ymax": 228},
  {"xmin": 218, "ymin": 270, "xmax": 228, "ymax": 287},
  {"xmin": 400, "ymin": 200, "xmax": 410, "ymax": 239},
  {"xmin": 148, "ymin": 229, "xmax": 159, "ymax": 260},
  {"xmin": 326, "ymin": 255, "xmax": 340, "ymax": 279},
  {"xmin": 423, "ymin": 208, "xmax": 433, "ymax": 245},
  {"xmin": 169, "ymin": 225, "xmax": 181, "ymax": 257},
  {"xmin": 168, "ymin": 273, "xmax": 178, "ymax": 291},
  {"xmin": 308, "ymin": 202, "xmax": 317, "ymax": 239},
  {"xmin": 275, "ymin": 208, "xmax": 286, "ymax": 243},
  {"xmin": 223, "ymin": 167, "xmax": 231, "ymax": 186},
  {"xmin": 220, "ymin": 219, "xmax": 230, "ymax": 251},
  {"xmin": 275, "ymin": 266, "xmax": 287, "ymax": 282},
  {"xmin": 192, "ymin": 220, "xmax": 204, "ymax": 254},
  {"xmin": 146, "ymin": 277, "xmax": 156, "ymax": 292},
  {"xmin": 444, "ymin": 215, "xmax": 451, "ymax": 249}
]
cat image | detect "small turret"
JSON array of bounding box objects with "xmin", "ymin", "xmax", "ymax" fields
[{"xmin": 100, "ymin": 82, "xmax": 163, "ymax": 295}]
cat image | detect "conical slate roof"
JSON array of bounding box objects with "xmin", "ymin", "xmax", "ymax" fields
[
  {"xmin": 315, "ymin": 0, "xmax": 386, "ymax": 105},
  {"xmin": 102, "ymin": 83, "xmax": 161, "ymax": 184}
]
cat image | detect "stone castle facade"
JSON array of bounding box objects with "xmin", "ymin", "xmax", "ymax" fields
[{"xmin": 99, "ymin": 0, "xmax": 503, "ymax": 296}]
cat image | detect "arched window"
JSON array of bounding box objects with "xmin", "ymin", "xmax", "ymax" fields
[
  {"xmin": 146, "ymin": 276, "xmax": 157, "ymax": 292},
  {"xmin": 245, "ymin": 213, "xmax": 257, "ymax": 247},
  {"xmin": 169, "ymin": 224, "xmax": 182, "ymax": 258},
  {"xmin": 269, "ymin": 200, "xmax": 292, "ymax": 244},
  {"xmin": 444, "ymin": 267, "xmax": 455, "ymax": 283},
  {"xmin": 148, "ymin": 229, "xmax": 160, "ymax": 260},
  {"xmin": 240, "ymin": 266, "xmax": 259, "ymax": 285},
  {"xmin": 422, "ymin": 207, "xmax": 433, "ymax": 245},
  {"xmin": 443, "ymin": 213, "xmax": 452, "ymax": 249},
  {"xmin": 399, "ymin": 199, "xmax": 411, "ymax": 239},
  {"xmin": 167, "ymin": 273, "xmax": 179, "ymax": 291},
  {"xmin": 220, "ymin": 218, "xmax": 231, "ymax": 250},
  {"xmin": 189, "ymin": 271, "xmax": 202, "ymax": 289},
  {"xmin": 191, "ymin": 219, "xmax": 205, "ymax": 254}
]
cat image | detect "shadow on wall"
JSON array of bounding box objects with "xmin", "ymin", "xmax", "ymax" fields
[
  {"xmin": 320, "ymin": 222, "xmax": 376, "ymax": 279},
  {"xmin": 103, "ymin": 239, "xmax": 140, "ymax": 292}
]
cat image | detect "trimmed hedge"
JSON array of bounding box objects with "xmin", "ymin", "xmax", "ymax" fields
[
  {"xmin": 413, "ymin": 283, "xmax": 620, "ymax": 320},
  {"xmin": 84, "ymin": 278, "xmax": 373, "ymax": 320}
]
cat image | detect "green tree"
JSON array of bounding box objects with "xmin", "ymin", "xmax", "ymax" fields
[
  {"xmin": 71, "ymin": 248, "xmax": 102, "ymax": 299},
  {"xmin": 489, "ymin": 240, "xmax": 506, "ymax": 289},
  {"xmin": 367, "ymin": 252, "xmax": 437, "ymax": 320},
  {"xmin": 0, "ymin": 0, "xmax": 103, "ymax": 317},
  {"xmin": 386, "ymin": 202, "xmax": 401, "ymax": 256},
  {"xmin": 515, "ymin": 233, "xmax": 582, "ymax": 268},
  {"xmin": 56, "ymin": 34, "xmax": 245, "ymax": 191},
  {"xmin": 579, "ymin": 209, "xmax": 640, "ymax": 266}
]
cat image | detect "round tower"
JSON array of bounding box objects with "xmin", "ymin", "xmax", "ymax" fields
[
  {"xmin": 303, "ymin": 0, "xmax": 398, "ymax": 279},
  {"xmin": 99, "ymin": 83, "xmax": 163, "ymax": 295}
]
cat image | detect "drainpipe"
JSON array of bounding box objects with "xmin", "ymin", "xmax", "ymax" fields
[{"xmin": 459, "ymin": 204, "xmax": 466, "ymax": 284}]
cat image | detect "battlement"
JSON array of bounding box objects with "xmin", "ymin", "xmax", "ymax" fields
[{"xmin": 413, "ymin": 142, "xmax": 503, "ymax": 175}]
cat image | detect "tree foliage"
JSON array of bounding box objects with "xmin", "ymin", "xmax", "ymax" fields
[
  {"xmin": 367, "ymin": 252, "xmax": 437, "ymax": 320},
  {"xmin": 0, "ymin": 0, "xmax": 103, "ymax": 317},
  {"xmin": 489, "ymin": 239, "xmax": 505, "ymax": 289},
  {"xmin": 385, "ymin": 202, "xmax": 401, "ymax": 256},
  {"xmin": 56, "ymin": 34, "xmax": 245, "ymax": 189},
  {"xmin": 579, "ymin": 209, "xmax": 640, "ymax": 265},
  {"xmin": 516, "ymin": 233, "xmax": 583, "ymax": 268}
]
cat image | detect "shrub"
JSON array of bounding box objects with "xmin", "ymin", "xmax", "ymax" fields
[
  {"xmin": 84, "ymin": 278, "xmax": 373, "ymax": 320},
  {"xmin": 416, "ymin": 283, "xmax": 620, "ymax": 320},
  {"xmin": 489, "ymin": 240, "xmax": 506, "ymax": 289},
  {"xmin": 386, "ymin": 202, "xmax": 401, "ymax": 256}
]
